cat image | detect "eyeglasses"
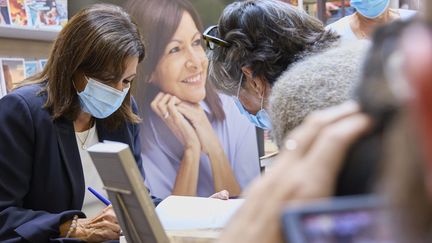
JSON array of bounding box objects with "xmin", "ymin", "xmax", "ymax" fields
[{"xmin": 203, "ymin": 25, "xmax": 231, "ymax": 50}]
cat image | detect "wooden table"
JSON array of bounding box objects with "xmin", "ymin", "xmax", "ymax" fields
[{"xmin": 168, "ymin": 228, "xmax": 221, "ymax": 243}]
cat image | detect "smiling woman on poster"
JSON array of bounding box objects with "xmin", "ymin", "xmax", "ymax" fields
[{"xmin": 126, "ymin": 0, "xmax": 260, "ymax": 199}]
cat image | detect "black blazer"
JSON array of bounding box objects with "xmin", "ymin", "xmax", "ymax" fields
[{"xmin": 0, "ymin": 84, "xmax": 155, "ymax": 242}]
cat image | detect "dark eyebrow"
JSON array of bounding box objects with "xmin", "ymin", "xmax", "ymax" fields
[
  {"xmin": 169, "ymin": 31, "xmax": 201, "ymax": 44},
  {"xmin": 192, "ymin": 32, "xmax": 201, "ymax": 40},
  {"xmin": 168, "ymin": 39, "xmax": 182, "ymax": 44}
]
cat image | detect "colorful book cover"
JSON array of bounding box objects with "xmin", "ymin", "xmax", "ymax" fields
[
  {"xmin": 25, "ymin": 60, "xmax": 38, "ymax": 78},
  {"xmin": 0, "ymin": 0, "xmax": 11, "ymax": 25},
  {"xmin": 38, "ymin": 58, "xmax": 47, "ymax": 70},
  {"xmin": 55, "ymin": 0, "xmax": 67, "ymax": 27},
  {"xmin": 27, "ymin": 0, "xmax": 67, "ymax": 30},
  {"xmin": 1, "ymin": 58, "xmax": 25, "ymax": 93},
  {"xmin": 7, "ymin": 0, "xmax": 29, "ymax": 26}
]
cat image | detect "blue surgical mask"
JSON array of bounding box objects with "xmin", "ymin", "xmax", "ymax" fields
[
  {"xmin": 76, "ymin": 77, "xmax": 130, "ymax": 119},
  {"xmin": 350, "ymin": 0, "xmax": 390, "ymax": 19},
  {"xmin": 233, "ymin": 74, "xmax": 272, "ymax": 130}
]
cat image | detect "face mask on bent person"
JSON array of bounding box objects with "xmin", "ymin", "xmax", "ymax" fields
[
  {"xmin": 233, "ymin": 74, "xmax": 272, "ymax": 130},
  {"xmin": 350, "ymin": 0, "xmax": 390, "ymax": 19},
  {"xmin": 233, "ymin": 97, "xmax": 272, "ymax": 130},
  {"xmin": 76, "ymin": 77, "xmax": 130, "ymax": 119}
]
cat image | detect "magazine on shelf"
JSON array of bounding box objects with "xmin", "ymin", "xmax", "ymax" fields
[
  {"xmin": 7, "ymin": 0, "xmax": 30, "ymax": 26},
  {"xmin": 0, "ymin": 0, "xmax": 10, "ymax": 25},
  {"xmin": 53, "ymin": 0, "xmax": 68, "ymax": 27},
  {"xmin": 38, "ymin": 58, "xmax": 47, "ymax": 70},
  {"xmin": 1, "ymin": 58, "xmax": 25, "ymax": 93},
  {"xmin": 24, "ymin": 60, "xmax": 38, "ymax": 78},
  {"xmin": 27, "ymin": 0, "xmax": 68, "ymax": 30}
]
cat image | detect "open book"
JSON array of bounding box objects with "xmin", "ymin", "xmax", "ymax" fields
[{"xmin": 156, "ymin": 195, "xmax": 244, "ymax": 230}]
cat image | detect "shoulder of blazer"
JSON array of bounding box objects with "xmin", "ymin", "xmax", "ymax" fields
[{"xmin": 10, "ymin": 84, "xmax": 48, "ymax": 110}]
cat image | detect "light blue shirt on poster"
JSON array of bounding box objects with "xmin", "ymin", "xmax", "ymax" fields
[{"xmin": 140, "ymin": 93, "xmax": 260, "ymax": 199}]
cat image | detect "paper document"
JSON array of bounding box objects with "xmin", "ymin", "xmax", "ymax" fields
[{"xmin": 155, "ymin": 196, "xmax": 244, "ymax": 230}]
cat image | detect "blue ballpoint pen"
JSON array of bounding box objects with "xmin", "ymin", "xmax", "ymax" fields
[
  {"xmin": 87, "ymin": 187, "xmax": 124, "ymax": 236},
  {"xmin": 88, "ymin": 186, "xmax": 111, "ymax": 206}
]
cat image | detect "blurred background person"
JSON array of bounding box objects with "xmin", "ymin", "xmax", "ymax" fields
[
  {"xmin": 126, "ymin": 0, "xmax": 260, "ymax": 199},
  {"xmin": 326, "ymin": 0, "xmax": 416, "ymax": 41}
]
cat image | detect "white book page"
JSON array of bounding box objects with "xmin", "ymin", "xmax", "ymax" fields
[{"xmin": 155, "ymin": 196, "xmax": 244, "ymax": 230}]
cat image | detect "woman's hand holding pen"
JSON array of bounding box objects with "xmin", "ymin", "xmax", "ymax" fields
[
  {"xmin": 151, "ymin": 92, "xmax": 200, "ymax": 152},
  {"xmin": 60, "ymin": 205, "xmax": 121, "ymax": 241},
  {"xmin": 74, "ymin": 205, "xmax": 121, "ymax": 241}
]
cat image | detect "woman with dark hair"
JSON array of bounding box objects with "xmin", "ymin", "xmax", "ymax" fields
[
  {"xmin": 205, "ymin": 0, "xmax": 340, "ymax": 130},
  {"xmin": 0, "ymin": 4, "xmax": 151, "ymax": 242},
  {"xmin": 126, "ymin": 0, "xmax": 260, "ymax": 199}
]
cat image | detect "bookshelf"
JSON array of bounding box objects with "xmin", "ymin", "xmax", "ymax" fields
[
  {"xmin": 0, "ymin": 25, "xmax": 60, "ymax": 41},
  {"xmin": 0, "ymin": 0, "xmax": 67, "ymax": 96}
]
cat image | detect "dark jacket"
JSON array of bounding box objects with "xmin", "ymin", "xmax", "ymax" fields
[{"xmin": 0, "ymin": 84, "xmax": 157, "ymax": 242}]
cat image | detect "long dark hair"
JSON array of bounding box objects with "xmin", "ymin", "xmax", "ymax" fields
[
  {"xmin": 125, "ymin": 0, "xmax": 225, "ymax": 121},
  {"xmin": 26, "ymin": 4, "xmax": 145, "ymax": 128}
]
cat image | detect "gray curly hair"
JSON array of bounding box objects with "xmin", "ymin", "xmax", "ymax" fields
[
  {"xmin": 269, "ymin": 41, "xmax": 370, "ymax": 147},
  {"xmin": 207, "ymin": 0, "xmax": 339, "ymax": 96}
]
